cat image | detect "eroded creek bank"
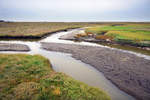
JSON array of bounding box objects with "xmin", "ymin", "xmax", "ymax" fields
[{"xmin": 1, "ymin": 28, "xmax": 150, "ymax": 100}]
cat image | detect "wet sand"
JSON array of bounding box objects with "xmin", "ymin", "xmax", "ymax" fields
[
  {"xmin": 41, "ymin": 42, "xmax": 150, "ymax": 100},
  {"xmin": 0, "ymin": 43, "xmax": 30, "ymax": 51}
]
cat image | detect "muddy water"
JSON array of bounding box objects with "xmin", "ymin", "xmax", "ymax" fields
[
  {"xmin": 0, "ymin": 28, "xmax": 143, "ymax": 100},
  {"xmin": 0, "ymin": 46, "xmax": 135, "ymax": 100},
  {"xmin": 41, "ymin": 28, "xmax": 150, "ymax": 60}
]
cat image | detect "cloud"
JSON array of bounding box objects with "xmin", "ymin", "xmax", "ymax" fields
[
  {"xmin": 0, "ymin": 0, "xmax": 149, "ymax": 21},
  {"xmin": 0, "ymin": 0, "xmax": 147, "ymax": 11}
]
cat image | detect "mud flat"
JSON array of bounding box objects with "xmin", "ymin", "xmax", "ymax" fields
[
  {"xmin": 41, "ymin": 42, "xmax": 150, "ymax": 100},
  {"xmin": 59, "ymin": 29, "xmax": 150, "ymax": 51},
  {"xmin": 0, "ymin": 43, "xmax": 30, "ymax": 51}
]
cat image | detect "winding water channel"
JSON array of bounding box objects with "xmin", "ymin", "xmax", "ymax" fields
[{"xmin": 1, "ymin": 28, "xmax": 150, "ymax": 100}]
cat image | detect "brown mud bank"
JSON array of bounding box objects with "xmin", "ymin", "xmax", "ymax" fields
[
  {"xmin": 41, "ymin": 42, "xmax": 150, "ymax": 100},
  {"xmin": 0, "ymin": 27, "xmax": 79, "ymax": 41},
  {"xmin": 0, "ymin": 43, "xmax": 30, "ymax": 51},
  {"xmin": 59, "ymin": 30, "xmax": 150, "ymax": 51}
]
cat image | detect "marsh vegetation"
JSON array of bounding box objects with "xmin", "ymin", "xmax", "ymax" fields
[
  {"xmin": 83, "ymin": 24, "xmax": 150, "ymax": 47},
  {"xmin": 0, "ymin": 22, "xmax": 101, "ymax": 38},
  {"xmin": 0, "ymin": 54, "xmax": 110, "ymax": 100},
  {"xmin": 0, "ymin": 22, "xmax": 150, "ymax": 100}
]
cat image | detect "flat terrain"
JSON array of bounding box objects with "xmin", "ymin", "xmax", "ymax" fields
[
  {"xmin": 0, "ymin": 54, "xmax": 110, "ymax": 100},
  {"xmin": 0, "ymin": 22, "xmax": 101, "ymax": 37},
  {"xmin": 82, "ymin": 24, "xmax": 150, "ymax": 47},
  {"xmin": 0, "ymin": 43, "xmax": 30, "ymax": 51},
  {"xmin": 1, "ymin": 22, "xmax": 150, "ymax": 100},
  {"xmin": 0, "ymin": 22, "xmax": 149, "ymax": 39},
  {"xmin": 42, "ymin": 42, "xmax": 150, "ymax": 100}
]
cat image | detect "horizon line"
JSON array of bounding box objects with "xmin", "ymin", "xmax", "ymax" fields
[{"xmin": 1, "ymin": 20, "xmax": 150, "ymax": 23}]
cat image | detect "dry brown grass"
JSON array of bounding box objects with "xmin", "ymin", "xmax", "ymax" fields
[
  {"xmin": 0, "ymin": 22, "xmax": 101, "ymax": 37},
  {"xmin": 95, "ymin": 35, "xmax": 113, "ymax": 40}
]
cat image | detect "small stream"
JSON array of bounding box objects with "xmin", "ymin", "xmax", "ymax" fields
[
  {"xmin": 41, "ymin": 28, "xmax": 150, "ymax": 60},
  {"xmin": 1, "ymin": 28, "xmax": 149, "ymax": 100}
]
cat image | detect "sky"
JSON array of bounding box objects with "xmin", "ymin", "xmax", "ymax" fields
[{"xmin": 0, "ymin": 0, "xmax": 150, "ymax": 22}]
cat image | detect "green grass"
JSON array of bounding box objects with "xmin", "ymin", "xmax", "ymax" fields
[
  {"xmin": 125, "ymin": 24, "xmax": 150, "ymax": 29},
  {"xmin": 85, "ymin": 24, "xmax": 150, "ymax": 47},
  {"xmin": 106, "ymin": 30, "xmax": 150, "ymax": 41},
  {"xmin": 0, "ymin": 54, "xmax": 110, "ymax": 100},
  {"xmin": 85, "ymin": 26, "xmax": 132, "ymax": 34}
]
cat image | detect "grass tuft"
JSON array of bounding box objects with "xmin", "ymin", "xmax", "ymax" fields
[{"xmin": 0, "ymin": 54, "xmax": 111, "ymax": 100}]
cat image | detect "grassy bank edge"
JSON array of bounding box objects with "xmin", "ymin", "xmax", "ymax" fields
[
  {"xmin": 0, "ymin": 27, "xmax": 79, "ymax": 41},
  {"xmin": 0, "ymin": 54, "xmax": 111, "ymax": 100},
  {"xmin": 83, "ymin": 25, "xmax": 150, "ymax": 48}
]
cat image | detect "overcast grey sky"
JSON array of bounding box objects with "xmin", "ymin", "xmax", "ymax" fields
[{"xmin": 0, "ymin": 0, "xmax": 150, "ymax": 22}]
